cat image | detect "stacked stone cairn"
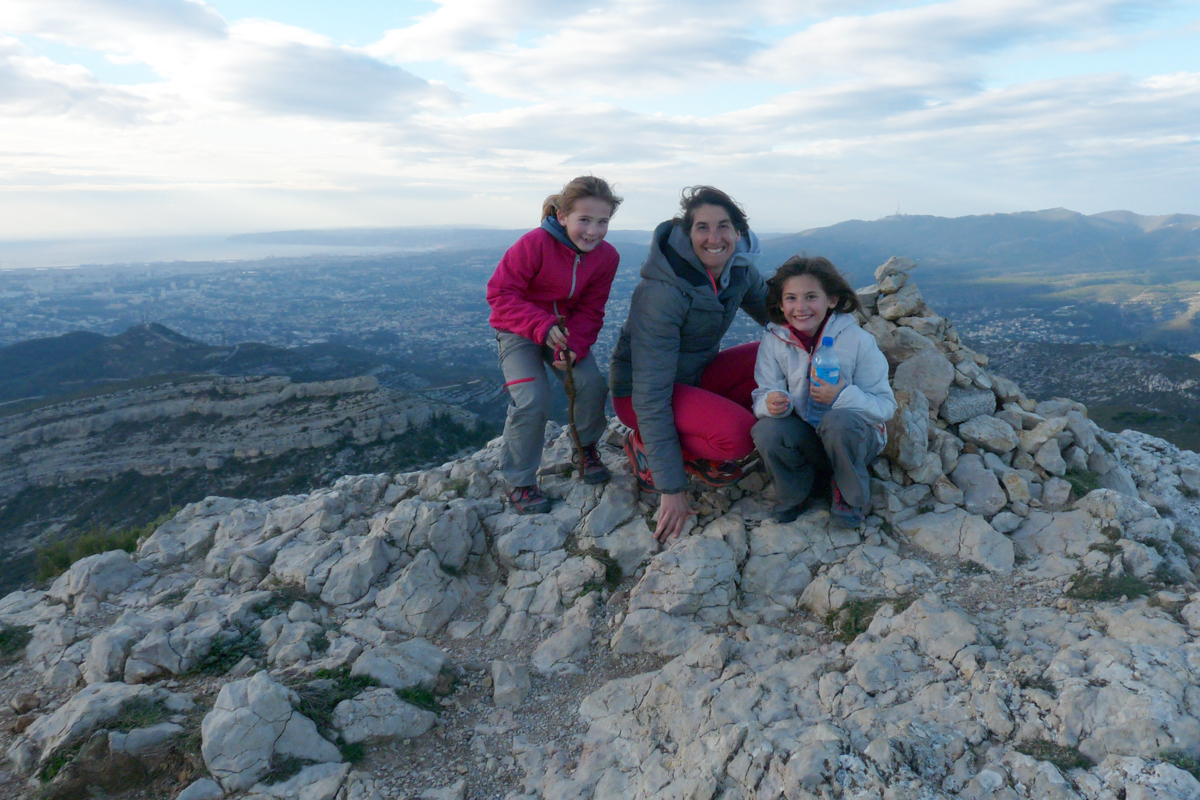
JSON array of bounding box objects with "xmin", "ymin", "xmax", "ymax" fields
[{"xmin": 2, "ymin": 257, "xmax": 1200, "ymax": 800}]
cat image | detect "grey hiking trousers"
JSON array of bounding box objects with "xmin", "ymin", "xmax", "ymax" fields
[
  {"xmin": 751, "ymin": 408, "xmax": 880, "ymax": 514},
  {"xmin": 495, "ymin": 329, "xmax": 608, "ymax": 487}
]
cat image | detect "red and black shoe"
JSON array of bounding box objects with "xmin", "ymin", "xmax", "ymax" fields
[
  {"xmin": 830, "ymin": 482, "xmax": 864, "ymax": 528},
  {"xmin": 509, "ymin": 484, "xmax": 551, "ymax": 515},
  {"xmin": 684, "ymin": 458, "xmax": 744, "ymax": 488},
  {"xmin": 580, "ymin": 443, "xmax": 611, "ymax": 485},
  {"xmin": 623, "ymin": 430, "xmax": 658, "ymax": 493}
]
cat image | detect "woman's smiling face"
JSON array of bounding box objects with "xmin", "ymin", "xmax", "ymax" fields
[{"xmin": 688, "ymin": 204, "xmax": 741, "ymax": 274}]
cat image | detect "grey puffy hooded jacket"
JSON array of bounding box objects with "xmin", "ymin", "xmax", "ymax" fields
[{"xmin": 609, "ymin": 219, "xmax": 769, "ymax": 493}]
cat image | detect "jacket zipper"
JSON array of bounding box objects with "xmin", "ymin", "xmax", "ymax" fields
[{"xmin": 569, "ymin": 253, "xmax": 579, "ymax": 298}]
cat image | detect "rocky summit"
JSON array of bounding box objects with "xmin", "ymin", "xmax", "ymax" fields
[{"xmin": 3, "ymin": 258, "xmax": 1200, "ymax": 800}]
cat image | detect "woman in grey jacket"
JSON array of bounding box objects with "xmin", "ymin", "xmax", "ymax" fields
[{"xmin": 609, "ymin": 186, "xmax": 769, "ymax": 541}]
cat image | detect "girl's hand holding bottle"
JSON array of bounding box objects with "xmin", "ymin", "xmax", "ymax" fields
[
  {"xmin": 766, "ymin": 391, "xmax": 790, "ymax": 416},
  {"xmin": 809, "ymin": 371, "xmax": 846, "ymax": 405}
]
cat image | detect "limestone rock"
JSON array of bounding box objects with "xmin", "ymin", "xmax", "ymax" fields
[
  {"xmin": 1035, "ymin": 439, "xmax": 1067, "ymax": 476},
  {"xmin": 332, "ymin": 688, "xmax": 436, "ymax": 743},
  {"xmin": 950, "ymin": 454, "xmax": 1007, "ymax": 517},
  {"xmin": 875, "ymin": 256, "xmax": 916, "ymax": 282},
  {"xmin": 877, "ymin": 283, "xmax": 924, "ymax": 320},
  {"xmin": 350, "ymin": 639, "xmax": 445, "ymax": 691},
  {"xmin": 939, "ymin": 387, "xmax": 997, "ymax": 425},
  {"xmin": 892, "ymin": 349, "xmax": 955, "ymax": 412},
  {"xmin": 611, "ymin": 536, "xmax": 737, "ymax": 655},
  {"xmin": 139, "ymin": 516, "xmax": 219, "ymax": 567},
  {"xmin": 958, "ymin": 415, "xmax": 1018, "ymax": 454},
  {"xmin": 48, "ymin": 550, "xmax": 143, "ymax": 606},
  {"xmin": 245, "ymin": 762, "xmax": 351, "ymax": 800},
  {"xmin": 493, "ymin": 516, "xmax": 568, "ymax": 571},
  {"xmin": 491, "ymin": 660, "xmax": 531, "ymax": 707},
  {"xmin": 883, "ymin": 390, "xmax": 929, "ymax": 472},
  {"xmin": 626, "ymin": 536, "xmax": 736, "ymax": 623},
  {"xmin": 1018, "ymin": 416, "xmax": 1068, "ymax": 454},
  {"xmin": 176, "ymin": 778, "xmax": 225, "ymax": 800},
  {"xmin": 532, "ymin": 595, "xmax": 597, "ymax": 675},
  {"xmin": 576, "ymin": 516, "xmax": 655, "ymax": 577},
  {"xmin": 876, "ymin": 326, "xmax": 939, "ymax": 367},
  {"xmin": 1042, "ymin": 476, "xmax": 1072, "ymax": 510},
  {"xmin": 896, "ymin": 509, "xmax": 1014, "ymax": 573},
  {"xmin": 22, "ymin": 682, "xmax": 188, "ymax": 775},
  {"xmin": 82, "ymin": 626, "xmax": 141, "ymax": 685},
  {"xmin": 374, "ymin": 550, "xmax": 463, "ymax": 635},
  {"xmin": 201, "ymin": 672, "xmax": 340, "ymax": 791},
  {"xmin": 321, "ymin": 536, "xmax": 395, "ymax": 606}
]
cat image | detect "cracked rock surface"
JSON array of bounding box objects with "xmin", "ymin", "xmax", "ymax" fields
[{"xmin": 3, "ymin": 260, "xmax": 1200, "ymax": 800}]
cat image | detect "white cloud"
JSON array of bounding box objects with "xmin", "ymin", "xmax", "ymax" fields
[
  {"xmin": 0, "ymin": 0, "xmax": 226, "ymax": 61},
  {"xmin": 0, "ymin": 0, "xmax": 1197, "ymax": 238},
  {"xmin": 0, "ymin": 35, "xmax": 147, "ymax": 120}
]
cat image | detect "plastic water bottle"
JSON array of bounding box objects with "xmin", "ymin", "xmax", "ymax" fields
[{"xmin": 807, "ymin": 337, "xmax": 840, "ymax": 426}]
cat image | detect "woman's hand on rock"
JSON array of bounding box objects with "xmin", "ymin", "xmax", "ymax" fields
[{"xmin": 655, "ymin": 491, "xmax": 695, "ymax": 543}]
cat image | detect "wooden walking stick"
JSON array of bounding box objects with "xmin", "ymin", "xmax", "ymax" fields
[{"xmin": 556, "ymin": 316, "xmax": 585, "ymax": 478}]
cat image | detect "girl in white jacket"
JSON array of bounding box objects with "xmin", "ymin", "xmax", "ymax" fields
[{"xmin": 750, "ymin": 256, "xmax": 896, "ymax": 526}]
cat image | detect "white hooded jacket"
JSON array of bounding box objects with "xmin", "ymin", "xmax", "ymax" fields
[{"xmin": 751, "ymin": 312, "xmax": 896, "ymax": 448}]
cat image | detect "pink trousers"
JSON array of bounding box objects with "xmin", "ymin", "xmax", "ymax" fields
[{"xmin": 612, "ymin": 342, "xmax": 759, "ymax": 462}]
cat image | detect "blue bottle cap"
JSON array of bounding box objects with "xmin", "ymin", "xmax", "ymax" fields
[{"xmin": 821, "ymin": 337, "xmax": 834, "ymax": 346}]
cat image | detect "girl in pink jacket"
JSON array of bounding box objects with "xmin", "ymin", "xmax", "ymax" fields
[{"xmin": 486, "ymin": 176, "xmax": 622, "ymax": 514}]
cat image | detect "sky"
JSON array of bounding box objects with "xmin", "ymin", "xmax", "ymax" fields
[{"xmin": 1, "ymin": 0, "xmax": 1199, "ymax": 240}]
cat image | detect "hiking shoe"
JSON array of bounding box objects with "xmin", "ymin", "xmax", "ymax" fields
[
  {"xmin": 684, "ymin": 458, "xmax": 744, "ymax": 488},
  {"xmin": 773, "ymin": 494, "xmax": 817, "ymax": 524},
  {"xmin": 509, "ymin": 484, "xmax": 551, "ymax": 515},
  {"xmin": 829, "ymin": 483, "xmax": 864, "ymax": 528},
  {"xmin": 623, "ymin": 430, "xmax": 658, "ymax": 493},
  {"xmin": 580, "ymin": 443, "xmax": 611, "ymax": 485}
]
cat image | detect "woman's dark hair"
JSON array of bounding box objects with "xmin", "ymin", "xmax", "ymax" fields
[
  {"xmin": 676, "ymin": 186, "xmax": 749, "ymax": 237},
  {"xmin": 765, "ymin": 255, "xmax": 863, "ymax": 325},
  {"xmin": 542, "ymin": 176, "xmax": 622, "ymax": 220}
]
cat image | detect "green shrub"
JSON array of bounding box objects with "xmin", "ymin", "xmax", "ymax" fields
[
  {"xmin": 292, "ymin": 667, "xmax": 380, "ymax": 734},
  {"xmin": 191, "ymin": 627, "xmax": 263, "ymax": 676},
  {"xmin": 264, "ymin": 754, "xmax": 312, "ymax": 785},
  {"xmin": 825, "ymin": 599, "xmax": 883, "ymax": 643},
  {"xmin": 1015, "ymin": 739, "xmax": 1093, "ymax": 772},
  {"xmin": 110, "ymin": 697, "xmax": 172, "ymax": 732},
  {"xmin": 1066, "ymin": 573, "xmax": 1152, "ymax": 602},
  {"xmin": 258, "ymin": 584, "xmax": 322, "ymax": 618},
  {"xmin": 1161, "ymin": 750, "xmax": 1200, "ymax": 780},
  {"xmin": 397, "ymin": 687, "xmax": 439, "ymax": 714},
  {"xmin": 0, "ymin": 624, "xmax": 32, "ymax": 661},
  {"xmin": 1065, "ymin": 468, "xmax": 1102, "ymax": 498},
  {"xmin": 34, "ymin": 510, "xmax": 175, "ymax": 583},
  {"xmin": 1019, "ymin": 674, "xmax": 1058, "ymax": 698},
  {"xmin": 339, "ymin": 741, "xmax": 365, "ymax": 763}
]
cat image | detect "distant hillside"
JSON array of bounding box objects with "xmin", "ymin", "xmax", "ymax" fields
[
  {"xmin": 760, "ymin": 208, "xmax": 1200, "ymax": 282},
  {"xmin": 229, "ymin": 226, "xmax": 653, "ymax": 250},
  {"xmin": 980, "ymin": 340, "xmax": 1200, "ymax": 452},
  {"xmin": 0, "ymin": 323, "xmax": 388, "ymax": 407}
]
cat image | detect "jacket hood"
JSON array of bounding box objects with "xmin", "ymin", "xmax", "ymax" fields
[
  {"xmin": 541, "ymin": 215, "xmax": 583, "ymax": 254},
  {"xmin": 766, "ymin": 312, "xmax": 857, "ymax": 346},
  {"xmin": 641, "ymin": 219, "xmax": 760, "ymax": 288}
]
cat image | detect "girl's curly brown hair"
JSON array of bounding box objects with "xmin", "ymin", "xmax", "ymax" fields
[{"xmin": 765, "ymin": 255, "xmax": 863, "ymax": 326}]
